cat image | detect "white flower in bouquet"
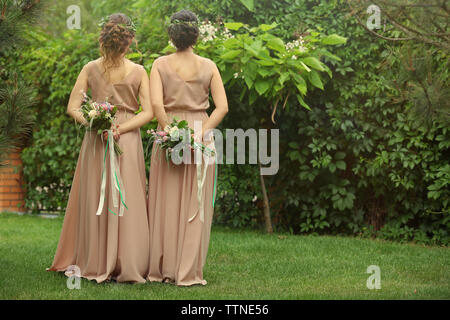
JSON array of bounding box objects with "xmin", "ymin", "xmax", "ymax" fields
[
  {"xmin": 88, "ymin": 109, "xmax": 98, "ymax": 119},
  {"xmin": 169, "ymin": 126, "xmax": 180, "ymax": 140}
]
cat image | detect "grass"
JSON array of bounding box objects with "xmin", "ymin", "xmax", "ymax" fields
[{"xmin": 0, "ymin": 212, "xmax": 449, "ymax": 300}]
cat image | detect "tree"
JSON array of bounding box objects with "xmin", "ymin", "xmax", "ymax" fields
[
  {"xmin": 348, "ymin": 0, "xmax": 450, "ymax": 126},
  {"xmin": 0, "ymin": 0, "xmax": 44, "ymax": 166}
]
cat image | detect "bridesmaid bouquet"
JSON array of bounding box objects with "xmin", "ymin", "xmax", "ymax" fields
[
  {"xmin": 147, "ymin": 118, "xmax": 215, "ymax": 163},
  {"xmin": 80, "ymin": 91, "xmax": 123, "ymax": 155}
]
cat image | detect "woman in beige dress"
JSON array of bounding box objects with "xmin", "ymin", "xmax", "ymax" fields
[
  {"xmin": 147, "ymin": 10, "xmax": 228, "ymax": 286},
  {"xmin": 47, "ymin": 13, "xmax": 153, "ymax": 283}
]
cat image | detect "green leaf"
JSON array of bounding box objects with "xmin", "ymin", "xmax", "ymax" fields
[
  {"xmin": 320, "ymin": 50, "xmax": 342, "ymax": 62},
  {"xmin": 249, "ymin": 89, "xmax": 258, "ymax": 105},
  {"xmin": 224, "ymin": 22, "xmax": 244, "ymax": 30},
  {"xmin": 258, "ymin": 68, "xmax": 275, "ymax": 77},
  {"xmin": 223, "ymin": 37, "xmax": 240, "ymax": 49},
  {"xmin": 125, "ymin": 52, "xmax": 142, "ymax": 60},
  {"xmin": 335, "ymin": 152, "xmax": 346, "ymax": 160},
  {"xmin": 266, "ymin": 37, "xmax": 285, "ymax": 52},
  {"xmin": 238, "ymin": 0, "xmax": 254, "ymax": 11},
  {"xmin": 239, "ymin": 85, "xmax": 247, "ymax": 101},
  {"xmin": 302, "ymin": 57, "xmax": 325, "ymax": 71},
  {"xmin": 244, "ymin": 43, "xmax": 259, "ymax": 57},
  {"xmin": 244, "ymin": 75, "xmax": 254, "ymax": 88},
  {"xmin": 299, "ymin": 61, "xmax": 311, "ymax": 72},
  {"xmin": 329, "ymin": 163, "xmax": 336, "ymax": 173},
  {"xmin": 220, "ymin": 50, "xmax": 242, "ymax": 60},
  {"xmin": 221, "ymin": 67, "xmax": 235, "ymax": 84},
  {"xmin": 321, "ymin": 34, "xmax": 347, "ymax": 45},
  {"xmin": 336, "ymin": 160, "xmax": 346, "ymax": 170},
  {"xmin": 309, "ymin": 70, "xmax": 324, "ymax": 90},
  {"xmin": 296, "ymin": 94, "xmax": 311, "ymax": 110},
  {"xmin": 279, "ymin": 72, "xmax": 290, "ymax": 86},
  {"xmin": 292, "ymin": 73, "xmax": 307, "ymax": 95},
  {"xmin": 255, "ymin": 80, "xmax": 270, "ymax": 95},
  {"xmin": 260, "ymin": 22, "xmax": 277, "ymax": 31},
  {"xmin": 255, "ymin": 59, "xmax": 275, "ymax": 66},
  {"xmin": 177, "ymin": 120, "xmax": 188, "ymax": 128}
]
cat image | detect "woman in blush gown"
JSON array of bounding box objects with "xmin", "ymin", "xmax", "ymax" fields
[
  {"xmin": 147, "ymin": 10, "xmax": 228, "ymax": 286},
  {"xmin": 47, "ymin": 13, "xmax": 153, "ymax": 283}
]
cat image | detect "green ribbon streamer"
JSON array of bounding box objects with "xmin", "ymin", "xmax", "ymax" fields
[
  {"xmin": 212, "ymin": 161, "xmax": 218, "ymax": 208},
  {"xmin": 95, "ymin": 130, "xmax": 127, "ymax": 216},
  {"xmin": 114, "ymin": 171, "xmax": 128, "ymax": 209}
]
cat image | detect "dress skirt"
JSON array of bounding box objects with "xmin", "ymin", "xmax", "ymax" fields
[
  {"xmin": 147, "ymin": 109, "xmax": 216, "ymax": 286},
  {"xmin": 47, "ymin": 110, "xmax": 150, "ymax": 283}
]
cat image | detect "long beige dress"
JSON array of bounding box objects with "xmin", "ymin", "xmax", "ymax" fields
[
  {"xmin": 147, "ymin": 55, "xmax": 216, "ymax": 286},
  {"xmin": 47, "ymin": 61, "xmax": 149, "ymax": 283}
]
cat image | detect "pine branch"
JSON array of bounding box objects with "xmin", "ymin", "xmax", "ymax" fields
[
  {"xmin": 348, "ymin": 0, "xmax": 450, "ymax": 50},
  {"xmin": 0, "ymin": 74, "xmax": 37, "ymax": 148},
  {"xmin": 0, "ymin": 0, "xmax": 47, "ymax": 52}
]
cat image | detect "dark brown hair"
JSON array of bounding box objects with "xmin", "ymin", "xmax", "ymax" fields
[
  {"xmin": 99, "ymin": 13, "xmax": 135, "ymax": 69},
  {"xmin": 167, "ymin": 10, "xmax": 199, "ymax": 51}
]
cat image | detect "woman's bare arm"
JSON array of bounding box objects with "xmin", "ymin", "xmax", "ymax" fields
[
  {"xmin": 149, "ymin": 58, "xmax": 170, "ymax": 129},
  {"xmin": 200, "ymin": 61, "xmax": 228, "ymax": 140},
  {"xmin": 117, "ymin": 66, "xmax": 154, "ymax": 134},
  {"xmin": 67, "ymin": 66, "xmax": 89, "ymax": 126}
]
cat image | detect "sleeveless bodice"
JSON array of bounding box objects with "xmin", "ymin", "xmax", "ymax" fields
[
  {"xmin": 154, "ymin": 55, "xmax": 214, "ymax": 111},
  {"xmin": 85, "ymin": 60, "xmax": 145, "ymax": 113}
]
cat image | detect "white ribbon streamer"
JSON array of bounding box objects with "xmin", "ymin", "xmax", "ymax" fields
[
  {"xmin": 188, "ymin": 142, "xmax": 214, "ymax": 223},
  {"xmin": 95, "ymin": 129, "xmax": 126, "ymax": 216}
]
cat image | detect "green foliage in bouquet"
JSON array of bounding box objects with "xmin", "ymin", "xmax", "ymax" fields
[
  {"xmin": 80, "ymin": 92, "xmax": 122, "ymax": 156},
  {"xmin": 146, "ymin": 117, "xmax": 214, "ymax": 164}
]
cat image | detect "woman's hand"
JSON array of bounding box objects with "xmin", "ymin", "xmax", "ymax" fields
[
  {"xmin": 102, "ymin": 124, "xmax": 120, "ymax": 141},
  {"xmin": 193, "ymin": 129, "xmax": 203, "ymax": 144}
]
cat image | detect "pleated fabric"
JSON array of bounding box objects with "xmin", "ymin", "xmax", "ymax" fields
[
  {"xmin": 47, "ymin": 61, "xmax": 150, "ymax": 283},
  {"xmin": 147, "ymin": 55, "xmax": 216, "ymax": 286}
]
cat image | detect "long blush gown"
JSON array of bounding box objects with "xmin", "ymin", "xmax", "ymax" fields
[
  {"xmin": 47, "ymin": 61, "xmax": 150, "ymax": 283},
  {"xmin": 147, "ymin": 55, "xmax": 216, "ymax": 286}
]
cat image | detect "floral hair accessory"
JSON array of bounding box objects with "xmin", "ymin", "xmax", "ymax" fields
[
  {"xmin": 170, "ymin": 18, "xmax": 198, "ymax": 28},
  {"xmin": 98, "ymin": 15, "xmax": 137, "ymax": 33}
]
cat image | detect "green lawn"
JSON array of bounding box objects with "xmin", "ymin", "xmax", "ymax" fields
[{"xmin": 0, "ymin": 212, "xmax": 449, "ymax": 299}]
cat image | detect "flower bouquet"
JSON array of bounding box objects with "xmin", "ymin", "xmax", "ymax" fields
[
  {"xmin": 80, "ymin": 91, "xmax": 122, "ymax": 155},
  {"xmin": 147, "ymin": 117, "xmax": 214, "ymax": 163}
]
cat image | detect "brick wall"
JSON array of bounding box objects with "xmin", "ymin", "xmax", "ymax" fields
[{"xmin": 0, "ymin": 150, "xmax": 26, "ymax": 213}]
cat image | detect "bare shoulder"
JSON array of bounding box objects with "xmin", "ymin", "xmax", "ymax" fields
[
  {"xmin": 197, "ymin": 55, "xmax": 217, "ymax": 73},
  {"xmin": 80, "ymin": 59, "xmax": 99, "ymax": 73},
  {"xmin": 198, "ymin": 55, "xmax": 215, "ymax": 66},
  {"xmin": 126, "ymin": 59, "xmax": 147, "ymax": 75},
  {"xmin": 151, "ymin": 55, "xmax": 167, "ymax": 69},
  {"xmin": 155, "ymin": 55, "xmax": 168, "ymax": 63}
]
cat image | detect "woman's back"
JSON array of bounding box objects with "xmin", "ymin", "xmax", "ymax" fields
[
  {"xmin": 154, "ymin": 54, "xmax": 214, "ymax": 111},
  {"xmin": 85, "ymin": 58, "xmax": 145, "ymax": 113}
]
